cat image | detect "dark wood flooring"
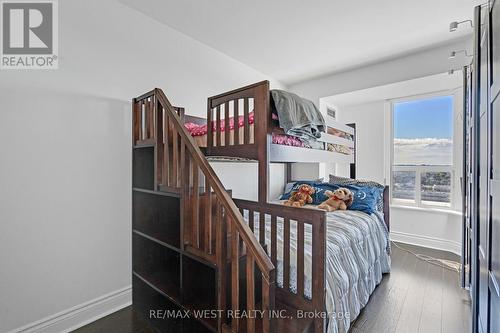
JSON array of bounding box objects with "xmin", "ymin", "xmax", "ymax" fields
[
  {"xmin": 72, "ymin": 243, "xmax": 471, "ymax": 333},
  {"xmin": 72, "ymin": 306, "xmax": 155, "ymax": 333},
  {"xmin": 350, "ymin": 243, "xmax": 471, "ymax": 333}
]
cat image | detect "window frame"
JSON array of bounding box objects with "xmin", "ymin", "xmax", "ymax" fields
[
  {"xmin": 392, "ymin": 165, "xmax": 454, "ymax": 208},
  {"xmin": 387, "ymin": 90, "xmax": 457, "ymax": 210}
]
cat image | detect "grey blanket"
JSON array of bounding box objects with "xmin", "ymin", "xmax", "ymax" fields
[{"xmin": 271, "ymin": 90, "xmax": 326, "ymax": 143}]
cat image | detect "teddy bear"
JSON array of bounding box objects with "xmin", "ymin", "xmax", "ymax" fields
[
  {"xmin": 283, "ymin": 184, "xmax": 315, "ymax": 207},
  {"xmin": 318, "ymin": 187, "xmax": 353, "ymax": 212}
]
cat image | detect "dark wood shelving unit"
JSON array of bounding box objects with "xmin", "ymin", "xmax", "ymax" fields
[
  {"xmin": 132, "ymin": 142, "xmax": 218, "ymax": 333},
  {"xmin": 182, "ymin": 255, "xmax": 218, "ymax": 329},
  {"xmin": 133, "ymin": 274, "xmax": 184, "ymax": 332},
  {"xmin": 133, "ymin": 233, "xmax": 181, "ymax": 302},
  {"xmin": 133, "ymin": 189, "xmax": 181, "ymax": 248},
  {"xmin": 133, "ymin": 146, "xmax": 155, "ymax": 190}
]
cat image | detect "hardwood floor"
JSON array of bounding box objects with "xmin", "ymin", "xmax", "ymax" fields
[
  {"xmin": 72, "ymin": 243, "xmax": 471, "ymax": 333},
  {"xmin": 72, "ymin": 306, "xmax": 155, "ymax": 333},
  {"xmin": 350, "ymin": 243, "xmax": 471, "ymax": 333}
]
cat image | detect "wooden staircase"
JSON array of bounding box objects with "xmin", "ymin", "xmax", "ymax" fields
[{"xmin": 132, "ymin": 89, "xmax": 278, "ymax": 333}]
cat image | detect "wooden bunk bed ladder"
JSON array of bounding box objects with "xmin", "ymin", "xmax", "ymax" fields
[{"xmin": 133, "ymin": 89, "xmax": 276, "ymax": 333}]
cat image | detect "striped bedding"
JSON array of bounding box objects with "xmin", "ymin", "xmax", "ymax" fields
[{"xmin": 247, "ymin": 209, "xmax": 391, "ymax": 333}]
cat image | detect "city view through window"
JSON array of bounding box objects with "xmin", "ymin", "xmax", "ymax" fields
[{"xmin": 392, "ymin": 95, "xmax": 453, "ymax": 206}]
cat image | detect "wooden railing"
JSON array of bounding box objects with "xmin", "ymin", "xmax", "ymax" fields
[
  {"xmin": 133, "ymin": 91, "xmax": 156, "ymax": 145},
  {"xmin": 234, "ymin": 199, "xmax": 327, "ymax": 333},
  {"xmin": 206, "ymin": 81, "xmax": 271, "ymax": 203},
  {"xmin": 133, "ymin": 89, "xmax": 276, "ymax": 333}
]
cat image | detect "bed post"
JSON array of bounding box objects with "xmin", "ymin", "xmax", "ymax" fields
[
  {"xmin": 347, "ymin": 123, "xmax": 356, "ymax": 179},
  {"xmin": 383, "ymin": 185, "xmax": 390, "ymax": 231},
  {"xmin": 206, "ymin": 96, "xmax": 213, "ymax": 156},
  {"xmin": 312, "ymin": 214, "xmax": 327, "ymax": 333},
  {"xmin": 255, "ymin": 81, "xmax": 270, "ymax": 203},
  {"xmin": 285, "ymin": 163, "xmax": 292, "ymax": 183}
]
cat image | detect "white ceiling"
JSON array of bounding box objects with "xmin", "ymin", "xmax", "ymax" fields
[
  {"xmin": 323, "ymin": 72, "xmax": 463, "ymax": 108},
  {"xmin": 119, "ymin": 0, "xmax": 481, "ymax": 85}
]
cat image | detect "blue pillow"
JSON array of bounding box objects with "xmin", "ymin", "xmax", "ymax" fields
[
  {"xmin": 310, "ymin": 182, "xmax": 337, "ymax": 205},
  {"xmin": 314, "ymin": 182, "xmax": 382, "ymax": 214},
  {"xmin": 328, "ymin": 175, "xmax": 385, "ymax": 212},
  {"xmin": 280, "ymin": 181, "xmax": 318, "ymax": 201}
]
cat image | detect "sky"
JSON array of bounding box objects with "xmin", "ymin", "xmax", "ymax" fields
[{"xmin": 393, "ymin": 95, "xmax": 453, "ymax": 166}]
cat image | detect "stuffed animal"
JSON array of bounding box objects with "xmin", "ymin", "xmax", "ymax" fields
[
  {"xmin": 283, "ymin": 184, "xmax": 315, "ymax": 207},
  {"xmin": 318, "ymin": 188, "xmax": 353, "ymax": 212}
]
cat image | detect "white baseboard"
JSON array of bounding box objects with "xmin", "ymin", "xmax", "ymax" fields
[
  {"xmin": 8, "ymin": 286, "xmax": 132, "ymax": 333},
  {"xmin": 390, "ymin": 231, "xmax": 462, "ymax": 256}
]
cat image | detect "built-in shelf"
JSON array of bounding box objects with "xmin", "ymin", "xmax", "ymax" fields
[
  {"xmin": 132, "ymin": 117, "xmax": 218, "ymax": 333},
  {"xmin": 182, "ymin": 255, "xmax": 217, "ymax": 330},
  {"xmin": 133, "ymin": 272, "xmax": 216, "ymax": 333},
  {"xmin": 133, "ymin": 230, "xmax": 180, "ymax": 254},
  {"xmin": 157, "ymin": 185, "xmax": 182, "ymax": 194},
  {"xmin": 133, "ymin": 190, "xmax": 180, "ymax": 248},
  {"xmin": 133, "ymin": 274, "xmax": 184, "ymax": 332},
  {"xmin": 133, "ymin": 187, "xmax": 180, "ymax": 198},
  {"xmin": 133, "ymin": 233, "xmax": 181, "ymax": 302},
  {"xmin": 182, "ymin": 316, "xmax": 214, "ymax": 333},
  {"xmin": 133, "ymin": 146, "xmax": 155, "ymax": 190}
]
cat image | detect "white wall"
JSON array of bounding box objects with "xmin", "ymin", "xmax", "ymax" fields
[
  {"xmin": 1, "ymin": 0, "xmax": 284, "ymax": 113},
  {"xmin": 329, "ymin": 74, "xmax": 464, "ymax": 255},
  {"xmin": 210, "ymin": 163, "xmax": 286, "ymax": 201},
  {"xmin": 0, "ymin": 1, "xmax": 284, "ymax": 332},
  {"xmin": 334, "ymin": 101, "xmax": 386, "ymax": 184},
  {"xmin": 211, "ymin": 162, "xmax": 321, "ymax": 202},
  {"xmin": 289, "ymin": 37, "xmax": 471, "ymax": 105},
  {"xmin": 0, "ymin": 87, "xmax": 132, "ymax": 333},
  {"xmin": 391, "ymin": 208, "xmax": 462, "ymax": 255}
]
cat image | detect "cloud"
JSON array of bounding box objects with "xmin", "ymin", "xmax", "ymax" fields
[
  {"xmin": 394, "ymin": 138, "xmax": 452, "ymax": 147},
  {"xmin": 394, "ymin": 138, "xmax": 452, "ymax": 165}
]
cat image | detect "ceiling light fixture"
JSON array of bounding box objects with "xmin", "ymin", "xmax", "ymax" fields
[
  {"xmin": 449, "ymin": 20, "xmax": 473, "ymax": 32},
  {"xmin": 449, "ymin": 50, "xmax": 472, "ymax": 58}
]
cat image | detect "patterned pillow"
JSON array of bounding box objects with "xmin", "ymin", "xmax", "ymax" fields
[
  {"xmin": 329, "ymin": 175, "xmax": 384, "ymax": 189},
  {"xmin": 280, "ymin": 179, "xmax": 322, "ymax": 200},
  {"xmin": 329, "ymin": 175, "xmax": 385, "ymax": 212},
  {"xmin": 315, "ymin": 182, "xmax": 382, "ymax": 214}
]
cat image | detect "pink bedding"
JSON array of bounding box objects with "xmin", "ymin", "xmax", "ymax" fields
[
  {"xmin": 184, "ymin": 112, "xmax": 279, "ymax": 137},
  {"xmin": 184, "ymin": 112, "xmax": 255, "ymax": 137},
  {"xmin": 271, "ymin": 133, "xmax": 306, "ymax": 147},
  {"xmin": 184, "ymin": 112, "xmax": 305, "ymax": 148}
]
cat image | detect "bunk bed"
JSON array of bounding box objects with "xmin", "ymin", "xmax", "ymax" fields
[
  {"xmin": 131, "ymin": 84, "xmax": 390, "ymax": 333},
  {"xmin": 183, "ymin": 80, "xmax": 357, "ymax": 203}
]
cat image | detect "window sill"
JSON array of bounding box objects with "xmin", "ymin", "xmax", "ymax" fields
[{"xmin": 390, "ymin": 204, "xmax": 462, "ymax": 216}]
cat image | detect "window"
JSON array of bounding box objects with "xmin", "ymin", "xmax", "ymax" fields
[{"xmin": 392, "ymin": 94, "xmax": 454, "ymax": 208}]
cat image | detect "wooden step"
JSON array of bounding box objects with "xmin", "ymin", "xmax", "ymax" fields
[
  {"xmin": 157, "ymin": 184, "xmax": 181, "ymax": 194},
  {"xmin": 134, "ymin": 138, "xmax": 156, "ymax": 148},
  {"xmin": 223, "ymin": 302, "xmax": 314, "ymax": 333}
]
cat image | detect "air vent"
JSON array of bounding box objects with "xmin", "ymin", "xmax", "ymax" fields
[{"xmin": 327, "ymin": 107, "xmax": 337, "ymax": 120}]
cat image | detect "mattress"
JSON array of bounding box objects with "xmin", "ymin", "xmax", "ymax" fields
[{"xmin": 246, "ymin": 207, "xmax": 391, "ymax": 333}]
